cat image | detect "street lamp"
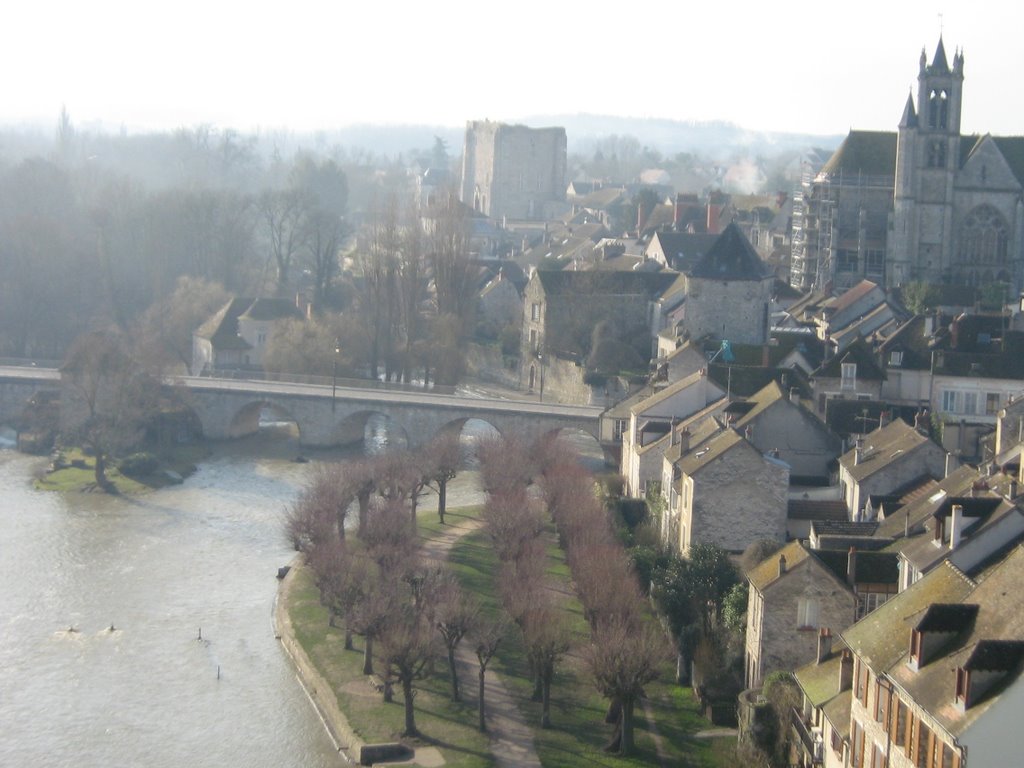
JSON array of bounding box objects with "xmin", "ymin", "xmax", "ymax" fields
[
  {"xmin": 332, "ymin": 339, "xmax": 340, "ymax": 412},
  {"xmin": 538, "ymin": 351, "xmax": 544, "ymax": 403}
]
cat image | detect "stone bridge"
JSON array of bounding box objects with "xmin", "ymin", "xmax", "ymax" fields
[{"xmin": 0, "ymin": 368, "xmax": 603, "ymax": 450}]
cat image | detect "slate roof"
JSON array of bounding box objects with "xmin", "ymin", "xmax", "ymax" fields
[
  {"xmin": 814, "ymin": 338, "xmax": 886, "ymax": 381},
  {"xmin": 629, "ymin": 371, "xmax": 725, "ymax": 417},
  {"xmin": 239, "ymin": 297, "xmax": 303, "ymax": 322},
  {"xmin": 747, "ymin": 539, "xmax": 813, "ymax": 592},
  {"xmin": 838, "ymin": 419, "xmax": 935, "ymax": 482},
  {"xmin": 787, "ymin": 500, "xmax": 849, "ymax": 522},
  {"xmin": 841, "ymin": 560, "xmax": 974, "ymax": 672},
  {"xmin": 819, "ymin": 131, "xmax": 897, "ymax": 179},
  {"xmin": 647, "ymin": 231, "xmax": 719, "ymax": 272},
  {"xmin": 688, "ymin": 222, "xmax": 773, "ymax": 281},
  {"xmin": 195, "ymin": 298, "xmax": 255, "ymax": 350},
  {"xmin": 811, "ymin": 521, "xmax": 878, "ymax": 537},
  {"xmin": 816, "ymin": 549, "xmax": 900, "ymax": 586},
  {"xmin": 535, "ymin": 269, "xmax": 677, "ymax": 299}
]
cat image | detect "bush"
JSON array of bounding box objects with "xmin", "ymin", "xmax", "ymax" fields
[{"xmin": 118, "ymin": 452, "xmax": 159, "ymax": 477}]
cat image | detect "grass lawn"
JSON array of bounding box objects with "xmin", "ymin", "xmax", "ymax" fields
[
  {"xmin": 448, "ymin": 524, "xmax": 737, "ymax": 768},
  {"xmin": 34, "ymin": 444, "xmax": 208, "ymax": 494},
  {"xmin": 286, "ymin": 507, "xmax": 493, "ymax": 768}
]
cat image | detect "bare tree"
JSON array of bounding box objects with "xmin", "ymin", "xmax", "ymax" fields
[
  {"xmin": 473, "ymin": 617, "xmax": 507, "ymax": 732},
  {"xmin": 523, "ymin": 604, "xmax": 571, "ymax": 728},
  {"xmin": 584, "ymin": 619, "xmax": 670, "ymax": 756},
  {"xmin": 435, "ymin": 578, "xmax": 479, "ymax": 701},
  {"xmin": 61, "ymin": 330, "xmax": 159, "ymax": 491},
  {"xmin": 137, "ymin": 276, "xmax": 228, "ymax": 374},
  {"xmin": 308, "ymin": 541, "xmax": 375, "ymax": 649},
  {"xmin": 377, "ymin": 600, "xmax": 441, "ymax": 737},
  {"xmin": 425, "ymin": 431, "xmax": 462, "ymax": 525},
  {"xmin": 259, "ymin": 188, "xmax": 304, "ymax": 295}
]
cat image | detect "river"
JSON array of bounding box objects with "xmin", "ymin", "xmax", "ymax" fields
[{"xmin": 0, "ymin": 435, "xmax": 349, "ymax": 768}]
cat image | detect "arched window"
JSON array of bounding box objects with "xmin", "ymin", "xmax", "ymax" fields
[
  {"xmin": 928, "ymin": 89, "xmax": 949, "ymax": 129},
  {"xmin": 958, "ymin": 205, "xmax": 1008, "ymax": 266}
]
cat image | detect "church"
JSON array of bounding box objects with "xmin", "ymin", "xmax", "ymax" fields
[{"xmin": 791, "ymin": 39, "xmax": 1024, "ymax": 296}]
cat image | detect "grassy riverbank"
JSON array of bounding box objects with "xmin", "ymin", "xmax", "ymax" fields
[
  {"xmin": 286, "ymin": 505, "xmax": 736, "ymax": 767},
  {"xmin": 34, "ymin": 444, "xmax": 209, "ymax": 493}
]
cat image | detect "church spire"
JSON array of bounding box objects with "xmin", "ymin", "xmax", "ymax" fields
[
  {"xmin": 900, "ymin": 91, "xmax": 918, "ymax": 128},
  {"xmin": 931, "ymin": 36, "xmax": 950, "ymax": 73}
]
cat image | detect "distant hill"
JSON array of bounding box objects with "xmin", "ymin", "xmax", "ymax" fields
[{"xmin": 325, "ymin": 114, "xmax": 844, "ymax": 161}]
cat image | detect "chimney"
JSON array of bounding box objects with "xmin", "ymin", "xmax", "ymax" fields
[
  {"xmin": 790, "ymin": 387, "xmax": 800, "ymax": 403},
  {"xmin": 879, "ymin": 410, "xmax": 889, "ymax": 428},
  {"xmin": 761, "ymin": 345, "xmax": 771, "ymax": 367},
  {"xmin": 838, "ymin": 650, "xmax": 854, "ymax": 691},
  {"xmin": 945, "ymin": 452, "xmax": 958, "ymax": 478},
  {"xmin": 817, "ymin": 628, "xmax": 833, "ymax": 664},
  {"xmin": 951, "ymin": 313, "xmax": 966, "ymax": 350},
  {"xmin": 854, "ymin": 437, "xmax": 864, "ymax": 465},
  {"xmin": 924, "ymin": 315, "xmax": 935, "ymax": 336},
  {"xmin": 745, "ymin": 425, "xmax": 754, "ymax": 441},
  {"xmin": 677, "ymin": 427, "xmax": 690, "ymax": 453},
  {"xmin": 1009, "ymin": 479, "xmax": 1019, "ymax": 499},
  {"xmin": 778, "ymin": 554, "xmax": 787, "ymax": 577},
  {"xmin": 846, "ymin": 547, "xmax": 858, "ymax": 586},
  {"xmin": 950, "ymin": 504, "xmax": 964, "ymax": 550}
]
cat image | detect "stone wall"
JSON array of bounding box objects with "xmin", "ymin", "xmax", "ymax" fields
[
  {"xmin": 464, "ymin": 343, "xmax": 520, "ymax": 389},
  {"xmin": 687, "ymin": 444, "xmax": 788, "ymax": 552},
  {"xmin": 460, "ymin": 121, "xmax": 566, "ymax": 221},
  {"xmin": 683, "ymin": 274, "xmax": 772, "ymax": 345}
]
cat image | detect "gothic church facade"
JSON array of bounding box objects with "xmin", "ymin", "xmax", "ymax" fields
[
  {"xmin": 792, "ymin": 39, "xmax": 1024, "ymax": 296},
  {"xmin": 888, "ymin": 39, "xmax": 1024, "ymax": 293}
]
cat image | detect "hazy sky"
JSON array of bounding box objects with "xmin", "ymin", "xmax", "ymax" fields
[{"xmin": 6, "ymin": 1, "xmax": 1023, "ymax": 138}]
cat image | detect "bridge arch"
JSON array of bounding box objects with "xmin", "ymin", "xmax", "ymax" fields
[
  {"xmin": 538, "ymin": 426, "xmax": 609, "ymax": 472},
  {"xmin": 228, "ymin": 400, "xmax": 301, "ymax": 440},
  {"xmin": 432, "ymin": 417, "xmax": 502, "ymax": 466},
  {"xmin": 330, "ymin": 410, "xmax": 409, "ymax": 454}
]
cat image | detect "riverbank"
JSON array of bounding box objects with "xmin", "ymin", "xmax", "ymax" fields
[{"xmin": 274, "ymin": 557, "xmax": 360, "ymax": 765}]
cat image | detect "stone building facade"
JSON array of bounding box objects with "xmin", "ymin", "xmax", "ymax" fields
[{"xmin": 460, "ymin": 121, "xmax": 567, "ymax": 222}]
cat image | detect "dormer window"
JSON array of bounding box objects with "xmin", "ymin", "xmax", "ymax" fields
[
  {"xmin": 889, "ymin": 350, "xmax": 903, "ymax": 367},
  {"xmin": 955, "ymin": 640, "xmax": 1024, "ymax": 712},
  {"xmin": 841, "ymin": 363, "xmax": 857, "ymax": 392}
]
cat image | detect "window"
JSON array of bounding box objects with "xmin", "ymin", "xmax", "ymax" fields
[
  {"xmin": 837, "ymin": 249, "xmax": 858, "ymax": 273},
  {"xmin": 865, "ymin": 250, "xmax": 885, "ymax": 276},
  {"xmin": 855, "ymin": 658, "xmax": 870, "ymax": 704},
  {"xmin": 986, "ymin": 392, "xmax": 1001, "ymax": 415},
  {"xmin": 941, "ymin": 390, "xmax": 960, "ymax": 413},
  {"xmin": 927, "ymin": 140, "xmax": 947, "ymax": 168},
  {"xmin": 892, "ymin": 699, "xmax": 908, "ymax": 747},
  {"xmin": 529, "ymin": 328, "xmax": 538, "ymax": 353},
  {"xmin": 852, "ymin": 720, "xmax": 865, "ymax": 768},
  {"xmin": 958, "ymin": 205, "xmax": 1009, "ymax": 266},
  {"xmin": 841, "ymin": 363, "xmax": 857, "ymax": 391},
  {"xmin": 915, "ymin": 720, "xmax": 932, "ymax": 768},
  {"xmin": 874, "ymin": 677, "xmax": 889, "ymax": 723},
  {"xmin": 531, "ymin": 302, "xmax": 540, "ymax": 321},
  {"xmin": 889, "ymin": 350, "xmax": 904, "ymax": 367},
  {"xmin": 797, "ymin": 597, "xmax": 820, "ymax": 629},
  {"xmin": 962, "ymin": 392, "xmax": 978, "ymax": 415}
]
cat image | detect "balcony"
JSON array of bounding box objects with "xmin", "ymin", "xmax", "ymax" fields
[{"xmin": 791, "ymin": 707, "xmax": 824, "ymax": 765}]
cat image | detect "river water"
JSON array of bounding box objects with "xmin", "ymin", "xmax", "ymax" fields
[{"xmin": 0, "ymin": 436, "xmax": 348, "ymax": 768}]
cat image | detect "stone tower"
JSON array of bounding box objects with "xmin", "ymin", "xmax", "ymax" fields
[
  {"xmin": 459, "ymin": 121, "xmax": 567, "ymax": 223},
  {"xmin": 888, "ymin": 38, "xmax": 965, "ymax": 286}
]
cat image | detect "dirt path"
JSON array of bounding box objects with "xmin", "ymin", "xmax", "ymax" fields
[{"xmin": 420, "ymin": 513, "xmax": 543, "ymax": 768}]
